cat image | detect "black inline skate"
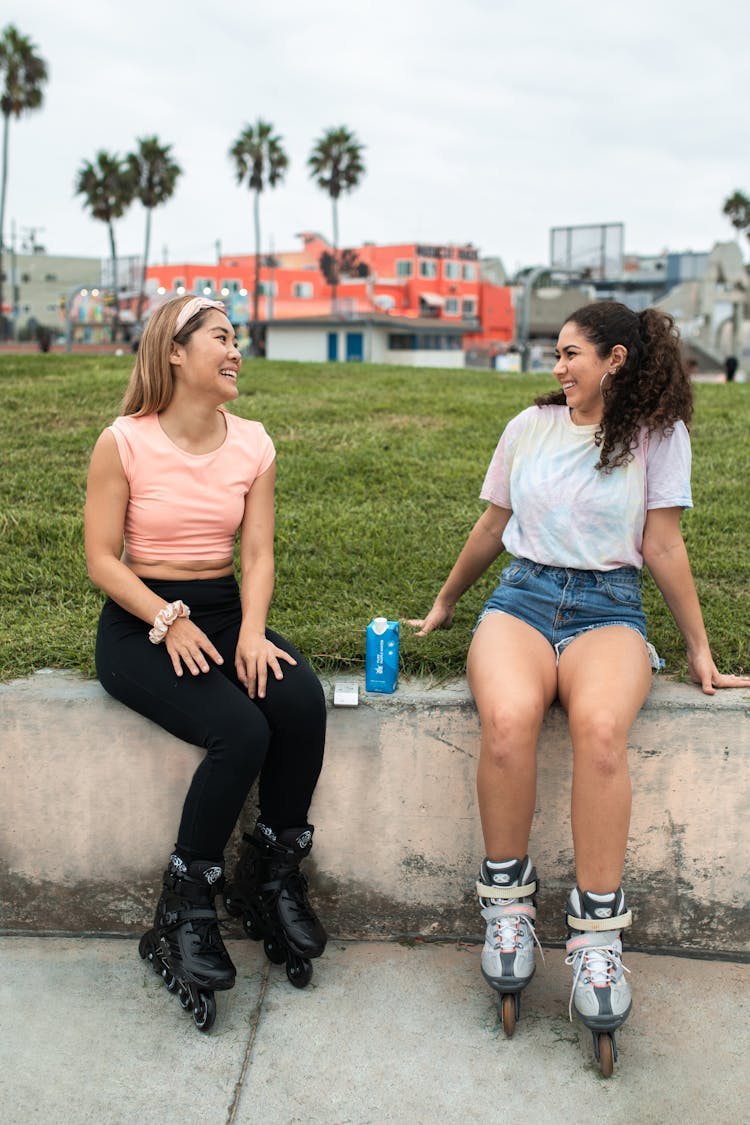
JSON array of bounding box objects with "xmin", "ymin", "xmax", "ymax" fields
[
  {"xmin": 224, "ymin": 821, "xmax": 327, "ymax": 988},
  {"xmin": 139, "ymin": 856, "xmax": 236, "ymax": 1032}
]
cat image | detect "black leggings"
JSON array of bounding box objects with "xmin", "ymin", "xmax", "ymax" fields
[{"xmin": 95, "ymin": 576, "xmax": 326, "ymax": 864}]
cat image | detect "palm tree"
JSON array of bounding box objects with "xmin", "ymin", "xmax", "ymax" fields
[
  {"xmin": 229, "ymin": 120, "xmax": 288, "ymax": 354},
  {"xmin": 0, "ymin": 25, "xmax": 48, "ymax": 338},
  {"xmin": 722, "ymin": 190, "xmax": 750, "ymax": 247},
  {"xmin": 307, "ymin": 126, "xmax": 365, "ymax": 305},
  {"xmin": 127, "ymin": 136, "xmax": 182, "ymax": 329},
  {"xmin": 75, "ymin": 151, "xmax": 136, "ymax": 341}
]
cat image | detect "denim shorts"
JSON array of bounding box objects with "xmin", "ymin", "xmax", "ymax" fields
[{"xmin": 475, "ymin": 557, "xmax": 661, "ymax": 668}]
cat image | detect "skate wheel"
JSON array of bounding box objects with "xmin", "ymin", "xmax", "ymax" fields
[
  {"xmin": 223, "ymin": 892, "xmax": 242, "ymax": 918},
  {"xmin": 263, "ymin": 936, "xmax": 286, "ymax": 965},
  {"xmin": 243, "ymin": 915, "xmax": 263, "ymax": 941},
  {"xmin": 286, "ymin": 956, "xmax": 313, "ymax": 989},
  {"xmin": 192, "ymin": 991, "xmax": 216, "ymax": 1033},
  {"xmin": 597, "ymin": 1033, "xmax": 614, "ymax": 1078},
  {"xmin": 162, "ymin": 967, "xmax": 178, "ymax": 992},
  {"xmin": 177, "ymin": 985, "xmax": 193, "ymax": 1011},
  {"xmin": 500, "ymin": 993, "xmax": 517, "ymax": 1038},
  {"xmin": 138, "ymin": 933, "xmax": 152, "ymax": 961}
]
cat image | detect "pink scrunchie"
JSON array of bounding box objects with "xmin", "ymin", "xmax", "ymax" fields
[{"xmin": 149, "ymin": 600, "xmax": 191, "ymax": 645}]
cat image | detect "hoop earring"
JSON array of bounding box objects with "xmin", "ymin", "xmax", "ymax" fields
[{"xmin": 600, "ymin": 370, "xmax": 612, "ymax": 393}]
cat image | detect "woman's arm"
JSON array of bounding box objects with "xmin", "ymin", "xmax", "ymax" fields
[
  {"xmin": 84, "ymin": 430, "xmax": 224, "ymax": 676},
  {"xmin": 642, "ymin": 507, "xmax": 750, "ymax": 694},
  {"xmin": 235, "ymin": 462, "xmax": 296, "ymax": 698},
  {"xmin": 410, "ymin": 503, "xmax": 512, "ymax": 635}
]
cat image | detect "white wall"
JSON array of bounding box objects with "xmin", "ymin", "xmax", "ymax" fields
[
  {"xmin": 385, "ymin": 349, "xmax": 464, "ymax": 368},
  {"xmin": 266, "ymin": 326, "xmax": 328, "ymax": 362},
  {"xmin": 266, "ymin": 325, "xmax": 465, "ymax": 368}
]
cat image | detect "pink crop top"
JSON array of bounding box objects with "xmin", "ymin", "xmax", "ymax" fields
[{"xmin": 109, "ymin": 410, "xmax": 276, "ymax": 560}]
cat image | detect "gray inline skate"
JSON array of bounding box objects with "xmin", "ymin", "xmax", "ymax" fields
[
  {"xmin": 138, "ymin": 856, "xmax": 236, "ymax": 1032},
  {"xmin": 565, "ymin": 886, "xmax": 633, "ymax": 1076},
  {"xmin": 224, "ymin": 822, "xmax": 327, "ymax": 988},
  {"xmin": 476, "ymin": 855, "xmax": 543, "ymax": 1036}
]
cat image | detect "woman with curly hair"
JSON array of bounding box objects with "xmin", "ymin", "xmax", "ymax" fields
[{"xmin": 410, "ymin": 301, "xmax": 750, "ymax": 1071}]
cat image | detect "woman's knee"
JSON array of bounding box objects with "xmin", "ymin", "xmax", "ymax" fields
[
  {"xmin": 478, "ymin": 701, "xmax": 541, "ymax": 769},
  {"xmin": 264, "ymin": 664, "xmax": 326, "ymax": 728},
  {"xmin": 571, "ymin": 709, "xmax": 629, "ymax": 778}
]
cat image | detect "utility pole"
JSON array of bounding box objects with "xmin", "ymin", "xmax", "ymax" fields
[{"xmin": 10, "ymin": 220, "xmax": 18, "ymax": 340}]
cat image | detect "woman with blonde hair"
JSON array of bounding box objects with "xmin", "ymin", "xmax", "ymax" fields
[{"xmin": 85, "ymin": 295, "xmax": 327, "ymax": 1031}]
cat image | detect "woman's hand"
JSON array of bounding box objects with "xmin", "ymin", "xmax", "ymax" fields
[
  {"xmin": 406, "ymin": 598, "xmax": 456, "ymax": 637},
  {"xmin": 235, "ymin": 629, "xmax": 297, "ymax": 699},
  {"xmin": 687, "ymin": 647, "xmax": 750, "ymax": 696},
  {"xmin": 164, "ymin": 617, "xmax": 224, "ymax": 677}
]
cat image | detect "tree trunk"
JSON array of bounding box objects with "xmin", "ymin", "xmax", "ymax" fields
[
  {"xmin": 252, "ymin": 188, "xmax": 261, "ymax": 357},
  {"xmin": 136, "ymin": 206, "xmax": 152, "ymax": 329},
  {"xmin": 0, "ymin": 114, "xmax": 10, "ymax": 340},
  {"xmin": 331, "ymin": 196, "xmax": 339, "ymax": 308},
  {"xmin": 108, "ymin": 222, "xmax": 119, "ymax": 343}
]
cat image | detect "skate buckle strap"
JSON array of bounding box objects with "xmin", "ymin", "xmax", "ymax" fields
[
  {"xmin": 476, "ymin": 879, "xmax": 536, "ymax": 901},
  {"xmin": 566, "ymin": 909, "xmax": 632, "ymax": 933},
  {"xmin": 161, "ymin": 907, "xmax": 219, "ymax": 931},
  {"xmin": 481, "ymin": 902, "xmax": 536, "ymax": 922}
]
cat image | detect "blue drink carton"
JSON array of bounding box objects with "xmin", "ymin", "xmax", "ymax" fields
[{"xmin": 365, "ymin": 617, "xmax": 400, "ymax": 694}]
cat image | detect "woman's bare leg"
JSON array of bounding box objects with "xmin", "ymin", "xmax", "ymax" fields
[
  {"xmin": 557, "ymin": 626, "xmax": 652, "ymax": 892},
  {"xmin": 467, "ymin": 613, "xmax": 557, "ymax": 860}
]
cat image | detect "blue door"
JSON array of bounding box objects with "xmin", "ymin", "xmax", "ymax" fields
[
  {"xmin": 346, "ymin": 332, "xmax": 364, "ymax": 362},
  {"xmin": 327, "ymin": 332, "xmax": 338, "ymax": 361}
]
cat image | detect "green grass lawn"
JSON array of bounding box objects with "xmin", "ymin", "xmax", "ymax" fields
[{"xmin": 1, "ymin": 355, "xmax": 748, "ymax": 682}]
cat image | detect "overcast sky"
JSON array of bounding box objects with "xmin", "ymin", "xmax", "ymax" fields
[{"xmin": 2, "ymin": 0, "xmax": 748, "ymax": 275}]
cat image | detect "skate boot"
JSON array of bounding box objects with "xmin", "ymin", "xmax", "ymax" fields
[
  {"xmin": 224, "ymin": 822, "xmax": 327, "ymax": 989},
  {"xmin": 565, "ymin": 886, "xmax": 633, "ymax": 1076},
  {"xmin": 476, "ymin": 855, "xmax": 542, "ymax": 1036},
  {"xmin": 138, "ymin": 856, "xmax": 236, "ymax": 1032}
]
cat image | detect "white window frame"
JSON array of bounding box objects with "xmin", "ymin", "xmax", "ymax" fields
[
  {"xmin": 444, "ymin": 261, "xmax": 460, "ymax": 279},
  {"xmin": 461, "ymin": 263, "xmax": 476, "ymax": 281},
  {"xmin": 292, "ymin": 281, "xmax": 313, "ymax": 298},
  {"xmin": 418, "ymin": 260, "xmax": 438, "ymax": 279},
  {"xmin": 395, "ymin": 259, "xmax": 413, "ymax": 278},
  {"xmin": 444, "ymin": 297, "xmax": 460, "ymax": 316}
]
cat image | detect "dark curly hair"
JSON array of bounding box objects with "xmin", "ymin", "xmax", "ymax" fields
[{"xmin": 535, "ymin": 301, "xmax": 694, "ymax": 472}]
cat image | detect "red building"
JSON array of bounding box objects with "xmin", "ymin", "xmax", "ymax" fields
[{"xmin": 144, "ymin": 233, "xmax": 513, "ymax": 353}]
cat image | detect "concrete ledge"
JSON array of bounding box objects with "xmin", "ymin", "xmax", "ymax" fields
[{"xmin": 2, "ymin": 671, "xmax": 749, "ymax": 955}]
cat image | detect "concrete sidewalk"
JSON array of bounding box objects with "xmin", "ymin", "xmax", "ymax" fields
[{"xmin": 3, "ymin": 936, "xmax": 747, "ymax": 1125}]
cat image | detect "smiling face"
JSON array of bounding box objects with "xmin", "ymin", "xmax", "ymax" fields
[
  {"xmin": 169, "ymin": 310, "xmax": 241, "ymax": 403},
  {"xmin": 553, "ymin": 321, "xmax": 624, "ymax": 425}
]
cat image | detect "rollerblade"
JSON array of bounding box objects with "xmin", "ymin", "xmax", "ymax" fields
[
  {"xmin": 224, "ymin": 822, "xmax": 327, "ymax": 988},
  {"xmin": 476, "ymin": 856, "xmax": 542, "ymax": 1036},
  {"xmin": 138, "ymin": 856, "xmax": 236, "ymax": 1032},
  {"xmin": 565, "ymin": 886, "xmax": 633, "ymax": 1077}
]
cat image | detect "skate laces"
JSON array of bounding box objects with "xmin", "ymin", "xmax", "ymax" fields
[
  {"xmin": 485, "ymin": 905, "xmax": 545, "ymax": 961},
  {"xmin": 565, "ymin": 941, "xmax": 630, "ymax": 1021},
  {"xmin": 280, "ymin": 870, "xmax": 317, "ymax": 923}
]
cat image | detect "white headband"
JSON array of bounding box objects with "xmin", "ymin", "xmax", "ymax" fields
[{"xmin": 174, "ymin": 297, "xmax": 226, "ymax": 335}]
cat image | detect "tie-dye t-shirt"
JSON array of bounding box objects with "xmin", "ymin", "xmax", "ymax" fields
[{"xmin": 479, "ymin": 405, "xmax": 692, "ymax": 571}]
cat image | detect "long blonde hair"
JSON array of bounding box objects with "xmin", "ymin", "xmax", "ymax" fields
[{"xmin": 121, "ymin": 296, "xmax": 219, "ymax": 415}]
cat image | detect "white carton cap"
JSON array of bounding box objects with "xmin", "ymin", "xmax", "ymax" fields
[{"xmin": 372, "ymin": 617, "xmax": 389, "ymax": 634}]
